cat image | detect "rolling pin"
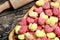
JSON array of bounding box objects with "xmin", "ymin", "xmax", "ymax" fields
[{"xmin": 0, "ymin": 0, "xmax": 34, "ymax": 13}]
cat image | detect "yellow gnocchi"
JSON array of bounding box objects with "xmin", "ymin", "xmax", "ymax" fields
[
  {"xmin": 29, "ymin": 23, "xmax": 37, "ymax": 31},
  {"xmin": 36, "ymin": 0, "xmax": 44, "ymax": 6},
  {"xmin": 35, "ymin": 30, "xmax": 46, "ymax": 38},
  {"xmin": 18, "ymin": 34, "xmax": 25, "ymax": 40},
  {"xmin": 51, "ymin": 2, "xmax": 59, "ymax": 8},
  {"xmin": 29, "ymin": 11, "xmax": 38, "ymax": 18},
  {"xmin": 47, "ymin": 32, "xmax": 56, "ymax": 38},
  {"xmin": 40, "ymin": 12, "xmax": 48, "ymax": 20},
  {"xmin": 15, "ymin": 25, "xmax": 21, "ymax": 34},
  {"xmin": 54, "ymin": 37, "xmax": 59, "ymax": 40}
]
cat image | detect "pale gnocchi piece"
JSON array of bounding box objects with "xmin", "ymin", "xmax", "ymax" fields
[
  {"xmin": 25, "ymin": 32, "xmax": 34, "ymax": 40},
  {"xmin": 40, "ymin": 12, "xmax": 48, "ymax": 20},
  {"xmin": 15, "ymin": 25, "xmax": 21, "ymax": 34},
  {"xmin": 50, "ymin": 16, "xmax": 58, "ymax": 23},
  {"xmin": 46, "ymin": 16, "xmax": 58, "ymax": 26},
  {"xmin": 51, "ymin": 2, "xmax": 59, "ymax": 8},
  {"xmin": 29, "ymin": 23, "xmax": 37, "ymax": 31},
  {"xmin": 29, "ymin": 11, "xmax": 38, "ymax": 18},
  {"xmin": 47, "ymin": 32, "xmax": 56, "ymax": 38},
  {"xmin": 49, "ymin": 16, "xmax": 58, "ymax": 26},
  {"xmin": 18, "ymin": 34, "xmax": 25, "ymax": 40},
  {"xmin": 35, "ymin": 30, "xmax": 46, "ymax": 38},
  {"xmin": 36, "ymin": 0, "xmax": 44, "ymax": 6},
  {"xmin": 54, "ymin": 37, "xmax": 59, "ymax": 40}
]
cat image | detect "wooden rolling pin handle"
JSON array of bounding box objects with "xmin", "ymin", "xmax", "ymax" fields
[{"xmin": 0, "ymin": 1, "xmax": 10, "ymax": 13}]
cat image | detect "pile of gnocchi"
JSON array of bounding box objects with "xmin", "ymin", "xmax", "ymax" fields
[{"xmin": 14, "ymin": 0, "xmax": 60, "ymax": 40}]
